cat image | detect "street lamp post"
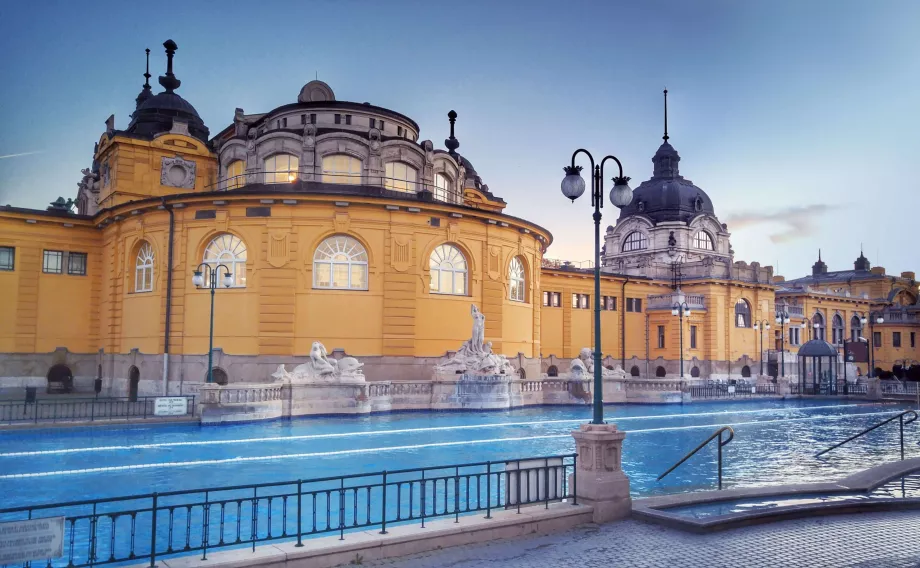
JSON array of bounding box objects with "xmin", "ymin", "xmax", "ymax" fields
[
  {"xmin": 861, "ymin": 311, "xmax": 885, "ymax": 378},
  {"xmin": 753, "ymin": 320, "xmax": 771, "ymax": 376},
  {"xmin": 561, "ymin": 150, "xmax": 632, "ymax": 425},
  {"xmin": 775, "ymin": 307, "xmax": 791, "ymax": 377},
  {"xmin": 671, "ymin": 291, "xmax": 691, "ymax": 379},
  {"xmin": 801, "ymin": 316, "xmax": 820, "ymax": 342},
  {"xmin": 193, "ymin": 263, "xmax": 233, "ymax": 383}
]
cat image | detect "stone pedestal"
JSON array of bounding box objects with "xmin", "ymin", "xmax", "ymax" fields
[{"xmin": 569, "ymin": 423, "xmax": 631, "ymax": 523}]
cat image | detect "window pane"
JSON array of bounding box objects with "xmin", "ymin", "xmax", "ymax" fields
[
  {"xmin": 68, "ymin": 253, "xmax": 87, "ymax": 275},
  {"xmin": 333, "ymin": 264, "xmax": 349, "ymax": 288},
  {"xmin": 350, "ymin": 265, "xmax": 366, "ymax": 289},
  {"xmin": 315, "ymin": 263, "xmax": 331, "ymax": 287},
  {"xmin": 454, "ymin": 273, "xmax": 465, "ymax": 295},
  {"xmin": 0, "ymin": 247, "xmax": 13, "ymax": 271},
  {"xmin": 43, "ymin": 251, "xmax": 63, "ymax": 273},
  {"xmin": 440, "ymin": 271, "xmax": 451, "ymax": 294}
]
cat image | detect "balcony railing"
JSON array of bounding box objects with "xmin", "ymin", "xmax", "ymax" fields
[
  {"xmin": 647, "ymin": 292, "xmax": 706, "ymax": 311},
  {"xmin": 206, "ymin": 170, "xmax": 465, "ymax": 205},
  {"xmin": 777, "ymin": 305, "xmax": 805, "ymax": 318},
  {"xmin": 541, "ymin": 258, "xmax": 594, "ymax": 270}
]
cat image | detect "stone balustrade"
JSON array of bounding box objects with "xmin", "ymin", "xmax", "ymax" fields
[
  {"xmin": 200, "ymin": 383, "xmax": 284, "ymax": 405},
  {"xmin": 199, "ymin": 382, "xmax": 285, "ymax": 424},
  {"xmin": 647, "ymin": 292, "xmax": 706, "ymax": 311}
]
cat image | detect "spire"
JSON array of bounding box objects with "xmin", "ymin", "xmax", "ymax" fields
[
  {"xmin": 158, "ymin": 39, "xmax": 181, "ymax": 93},
  {"xmin": 854, "ymin": 244, "xmax": 871, "ymax": 271},
  {"xmin": 812, "ymin": 249, "xmax": 828, "ymax": 276},
  {"xmin": 134, "ymin": 48, "xmax": 153, "ymax": 109},
  {"xmin": 445, "ymin": 110, "xmax": 460, "ymax": 156},
  {"xmin": 663, "ymin": 88, "xmax": 669, "ymax": 142}
]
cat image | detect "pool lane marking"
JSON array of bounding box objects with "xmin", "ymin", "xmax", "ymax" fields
[
  {"xmin": 0, "ymin": 402, "xmax": 894, "ymax": 458},
  {"xmin": 0, "ymin": 409, "xmax": 906, "ymax": 479}
]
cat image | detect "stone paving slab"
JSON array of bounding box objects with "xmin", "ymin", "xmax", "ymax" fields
[{"xmin": 367, "ymin": 510, "xmax": 920, "ymax": 567}]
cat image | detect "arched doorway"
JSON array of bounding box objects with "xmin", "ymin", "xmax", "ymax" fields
[
  {"xmin": 210, "ymin": 367, "xmax": 229, "ymax": 385},
  {"xmin": 547, "ymin": 365, "xmax": 558, "ymax": 377},
  {"xmin": 516, "ymin": 367, "xmax": 526, "ymax": 380},
  {"xmin": 655, "ymin": 366, "xmax": 667, "ymax": 378},
  {"xmin": 630, "ymin": 366, "xmax": 640, "ymax": 377},
  {"xmin": 741, "ymin": 365, "xmax": 751, "ymax": 378},
  {"xmin": 128, "ymin": 366, "xmax": 140, "ymax": 401},
  {"xmin": 691, "ymin": 366, "xmax": 700, "ymax": 378},
  {"xmin": 47, "ymin": 364, "xmax": 74, "ymax": 394}
]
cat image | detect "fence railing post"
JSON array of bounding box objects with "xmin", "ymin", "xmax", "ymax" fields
[
  {"xmin": 901, "ymin": 414, "xmax": 905, "ymax": 461},
  {"xmin": 572, "ymin": 454, "xmax": 578, "ymax": 505},
  {"xmin": 485, "ymin": 461, "xmax": 492, "ymax": 519},
  {"xmin": 379, "ymin": 471, "xmax": 388, "ymax": 535},
  {"xmin": 149, "ymin": 493, "xmax": 158, "ymax": 568},
  {"xmin": 296, "ymin": 480, "xmax": 304, "ymax": 546}
]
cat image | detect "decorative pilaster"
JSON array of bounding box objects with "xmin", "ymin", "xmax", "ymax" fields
[{"xmin": 569, "ymin": 423, "xmax": 631, "ymax": 523}]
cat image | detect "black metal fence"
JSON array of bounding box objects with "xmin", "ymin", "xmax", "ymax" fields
[
  {"xmin": 0, "ymin": 454, "xmax": 577, "ymax": 568},
  {"xmin": 789, "ymin": 381, "xmax": 868, "ymax": 396},
  {"xmin": 0, "ymin": 396, "xmax": 196, "ymax": 425}
]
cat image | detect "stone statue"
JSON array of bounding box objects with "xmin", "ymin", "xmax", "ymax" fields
[
  {"xmin": 569, "ymin": 348, "xmax": 626, "ymax": 379},
  {"xmin": 435, "ymin": 304, "xmax": 513, "ymax": 376},
  {"xmin": 272, "ymin": 341, "xmax": 365, "ymax": 383}
]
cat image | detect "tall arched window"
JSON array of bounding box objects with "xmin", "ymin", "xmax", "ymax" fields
[
  {"xmin": 226, "ymin": 160, "xmax": 245, "ymax": 189},
  {"xmin": 134, "ymin": 242, "xmax": 155, "ymax": 293},
  {"xmin": 430, "ymin": 244, "xmax": 467, "ymax": 295},
  {"xmin": 621, "ymin": 231, "xmax": 648, "ymax": 252},
  {"xmin": 693, "ymin": 230, "xmax": 714, "ymax": 250},
  {"xmin": 813, "ymin": 312, "xmax": 825, "ymax": 341},
  {"xmin": 385, "ymin": 162, "xmax": 418, "ymax": 192},
  {"xmin": 263, "ymin": 154, "xmax": 299, "ymax": 184},
  {"xmin": 322, "ymin": 154, "xmax": 362, "ymax": 184},
  {"xmin": 313, "ymin": 236, "xmax": 368, "ymax": 290},
  {"xmin": 735, "ymin": 298, "xmax": 751, "ymax": 328},
  {"xmin": 851, "ymin": 315, "xmax": 863, "ymax": 342},
  {"xmin": 434, "ymin": 173, "xmax": 452, "ymax": 202},
  {"xmin": 509, "ymin": 256, "xmax": 526, "ymax": 302},
  {"xmin": 832, "ymin": 314, "xmax": 844, "ymax": 345},
  {"xmin": 203, "ymin": 234, "xmax": 247, "ymax": 287}
]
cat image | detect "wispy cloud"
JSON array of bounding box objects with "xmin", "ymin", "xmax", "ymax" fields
[
  {"xmin": 0, "ymin": 151, "xmax": 42, "ymax": 160},
  {"xmin": 724, "ymin": 204, "xmax": 841, "ymax": 243}
]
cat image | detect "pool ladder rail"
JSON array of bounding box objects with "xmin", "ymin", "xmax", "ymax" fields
[
  {"xmin": 816, "ymin": 409, "xmax": 918, "ymax": 461},
  {"xmin": 657, "ymin": 426, "xmax": 735, "ymax": 490}
]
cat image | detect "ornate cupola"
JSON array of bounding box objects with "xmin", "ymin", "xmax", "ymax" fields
[
  {"xmin": 854, "ymin": 247, "xmax": 871, "ymax": 271},
  {"xmin": 812, "ymin": 249, "xmax": 828, "ymax": 276}
]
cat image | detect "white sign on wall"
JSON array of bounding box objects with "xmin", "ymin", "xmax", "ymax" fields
[
  {"xmin": 0, "ymin": 517, "xmax": 65, "ymax": 564},
  {"xmin": 154, "ymin": 397, "xmax": 188, "ymax": 416}
]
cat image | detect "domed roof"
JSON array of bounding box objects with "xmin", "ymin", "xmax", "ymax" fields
[
  {"xmin": 616, "ymin": 140, "xmax": 716, "ymax": 224},
  {"xmin": 125, "ymin": 40, "xmax": 210, "ymax": 143},
  {"xmin": 797, "ymin": 339, "xmax": 838, "ymax": 357}
]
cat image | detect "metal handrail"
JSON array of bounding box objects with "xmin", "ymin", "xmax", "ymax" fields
[
  {"xmin": 816, "ymin": 410, "xmax": 918, "ymax": 460},
  {"xmin": 657, "ymin": 426, "xmax": 735, "ymax": 490}
]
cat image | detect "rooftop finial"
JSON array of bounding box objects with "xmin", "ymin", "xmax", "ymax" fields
[
  {"xmin": 445, "ymin": 110, "xmax": 460, "ymax": 155},
  {"xmin": 818, "ymin": 248, "xmax": 822, "ymax": 261},
  {"xmin": 158, "ymin": 39, "xmax": 181, "ymax": 93},
  {"xmin": 663, "ymin": 88, "xmax": 669, "ymax": 142},
  {"xmin": 134, "ymin": 48, "xmax": 154, "ymax": 109},
  {"xmin": 144, "ymin": 48, "xmax": 151, "ymax": 89}
]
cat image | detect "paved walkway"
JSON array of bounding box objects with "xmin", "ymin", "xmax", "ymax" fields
[{"xmin": 368, "ymin": 511, "xmax": 920, "ymax": 567}]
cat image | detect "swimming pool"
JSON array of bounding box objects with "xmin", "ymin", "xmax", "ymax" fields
[{"xmin": 1, "ymin": 399, "xmax": 917, "ymax": 510}]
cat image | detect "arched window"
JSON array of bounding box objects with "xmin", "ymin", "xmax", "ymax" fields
[
  {"xmin": 263, "ymin": 154, "xmax": 299, "ymax": 184},
  {"xmin": 203, "ymin": 234, "xmax": 247, "ymax": 287},
  {"xmin": 813, "ymin": 312, "xmax": 825, "ymax": 341},
  {"xmin": 832, "ymin": 314, "xmax": 844, "ymax": 345},
  {"xmin": 434, "ymin": 173, "xmax": 452, "ymax": 202},
  {"xmin": 655, "ymin": 366, "xmax": 667, "ymax": 378},
  {"xmin": 226, "ymin": 160, "xmax": 245, "ymax": 189},
  {"xmin": 630, "ymin": 366, "xmax": 640, "ymax": 377},
  {"xmin": 741, "ymin": 365, "xmax": 751, "ymax": 378},
  {"xmin": 128, "ymin": 366, "xmax": 140, "ymax": 402},
  {"xmin": 691, "ymin": 366, "xmax": 700, "ymax": 378},
  {"xmin": 385, "ymin": 162, "xmax": 418, "ymax": 192},
  {"xmin": 509, "ymin": 256, "xmax": 526, "ymax": 302},
  {"xmin": 850, "ymin": 315, "xmax": 863, "ymax": 342},
  {"xmin": 429, "ymin": 244, "xmax": 467, "ymax": 295},
  {"xmin": 313, "ymin": 236, "xmax": 368, "ymax": 290},
  {"xmin": 517, "ymin": 368, "xmax": 526, "ymax": 380},
  {"xmin": 735, "ymin": 299, "xmax": 751, "ymax": 328},
  {"xmin": 693, "ymin": 231, "xmax": 714, "ymax": 250},
  {"xmin": 621, "ymin": 232, "xmax": 648, "ymax": 252},
  {"xmin": 134, "ymin": 241, "xmax": 155, "ymax": 293},
  {"xmin": 547, "ymin": 365, "xmax": 559, "ymax": 377},
  {"xmin": 209, "ymin": 367, "xmax": 229, "ymax": 385},
  {"xmin": 322, "ymin": 154, "xmax": 362, "ymax": 184}
]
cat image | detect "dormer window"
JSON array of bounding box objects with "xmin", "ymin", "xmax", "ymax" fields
[
  {"xmin": 622, "ymin": 231, "xmax": 648, "ymax": 252},
  {"xmin": 693, "ymin": 230, "xmax": 714, "ymax": 250}
]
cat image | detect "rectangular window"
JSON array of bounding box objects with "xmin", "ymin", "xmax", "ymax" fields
[
  {"xmin": 282, "ymin": 117, "xmax": 287, "ymax": 128},
  {"xmin": 0, "ymin": 246, "xmax": 13, "ymax": 271},
  {"xmin": 893, "ymin": 332, "xmax": 901, "ymax": 348},
  {"xmin": 301, "ymin": 114, "xmax": 306, "ymax": 125},
  {"xmin": 580, "ymin": 294, "xmax": 589, "ymax": 309},
  {"xmin": 552, "ymin": 292, "xmax": 561, "ymax": 307},
  {"xmin": 42, "ymin": 250, "xmax": 63, "ymax": 274},
  {"xmin": 543, "ymin": 291, "xmax": 550, "ymax": 307},
  {"xmin": 398, "ymin": 126, "xmax": 404, "ymax": 137},
  {"xmin": 912, "ymin": 332, "xmax": 916, "ymax": 348},
  {"xmin": 789, "ymin": 327, "xmax": 800, "ymax": 346},
  {"xmin": 572, "ymin": 293, "xmax": 579, "ymax": 309},
  {"xmin": 310, "ymin": 113, "xmax": 316, "ymax": 124},
  {"xmin": 334, "ymin": 114, "xmax": 341, "ymax": 124},
  {"xmin": 690, "ymin": 325, "xmax": 698, "ymax": 349},
  {"xmin": 67, "ymin": 252, "xmax": 87, "ymax": 276},
  {"xmin": 275, "ymin": 120, "xmax": 280, "ymax": 129},
  {"xmin": 657, "ymin": 325, "xmax": 665, "ymax": 349},
  {"xmin": 369, "ymin": 118, "xmax": 376, "ymax": 129},
  {"xmin": 602, "ymin": 296, "xmax": 617, "ymax": 311},
  {"xmin": 345, "ymin": 115, "xmax": 352, "ymax": 125},
  {"xmin": 874, "ymin": 331, "xmax": 882, "ymax": 348},
  {"xmin": 626, "ymin": 298, "xmax": 642, "ymax": 312},
  {"xmin": 379, "ymin": 120, "xmax": 385, "ymax": 131}
]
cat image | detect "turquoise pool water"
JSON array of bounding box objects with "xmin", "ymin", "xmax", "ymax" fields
[{"xmin": 0, "ymin": 399, "xmax": 917, "ymax": 510}]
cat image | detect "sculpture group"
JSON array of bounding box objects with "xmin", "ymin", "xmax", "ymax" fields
[
  {"xmin": 569, "ymin": 347, "xmax": 626, "ymax": 379},
  {"xmin": 272, "ymin": 341, "xmax": 365, "ymax": 383},
  {"xmin": 435, "ymin": 305, "xmax": 514, "ymax": 376}
]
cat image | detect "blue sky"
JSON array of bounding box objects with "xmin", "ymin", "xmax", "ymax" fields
[{"xmin": 1, "ymin": 0, "xmax": 917, "ymax": 278}]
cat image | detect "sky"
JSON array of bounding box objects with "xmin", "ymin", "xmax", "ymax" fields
[{"xmin": 0, "ymin": 0, "xmax": 917, "ymax": 278}]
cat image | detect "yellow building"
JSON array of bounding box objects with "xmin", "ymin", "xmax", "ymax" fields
[{"xmin": 0, "ymin": 40, "xmax": 918, "ymax": 396}]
